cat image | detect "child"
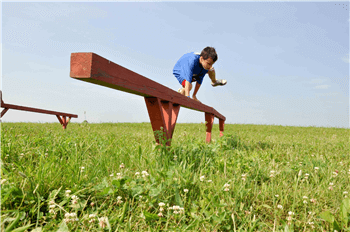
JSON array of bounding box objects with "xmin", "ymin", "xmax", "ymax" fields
[{"xmin": 173, "ymin": 46, "xmax": 226, "ymax": 102}]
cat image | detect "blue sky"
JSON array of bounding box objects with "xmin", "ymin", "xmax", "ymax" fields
[{"xmin": 1, "ymin": 1, "xmax": 349, "ymax": 128}]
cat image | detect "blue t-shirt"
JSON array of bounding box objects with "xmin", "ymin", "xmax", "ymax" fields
[{"xmin": 173, "ymin": 52, "xmax": 209, "ymax": 85}]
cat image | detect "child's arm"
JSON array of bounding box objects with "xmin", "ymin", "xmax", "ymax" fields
[{"xmin": 192, "ymin": 82, "xmax": 201, "ymax": 102}]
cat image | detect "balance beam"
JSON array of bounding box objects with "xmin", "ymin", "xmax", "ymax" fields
[
  {"xmin": 70, "ymin": 52, "xmax": 225, "ymax": 145},
  {"xmin": 0, "ymin": 91, "xmax": 78, "ymax": 129}
]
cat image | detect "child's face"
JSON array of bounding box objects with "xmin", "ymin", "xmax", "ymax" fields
[{"xmin": 199, "ymin": 57, "xmax": 215, "ymax": 70}]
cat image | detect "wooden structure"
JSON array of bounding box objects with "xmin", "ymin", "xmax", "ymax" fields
[
  {"xmin": 70, "ymin": 52, "xmax": 225, "ymax": 145},
  {"xmin": 0, "ymin": 91, "xmax": 78, "ymax": 129}
]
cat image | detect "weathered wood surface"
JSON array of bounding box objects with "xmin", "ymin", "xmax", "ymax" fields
[{"xmin": 70, "ymin": 52, "xmax": 226, "ymax": 121}]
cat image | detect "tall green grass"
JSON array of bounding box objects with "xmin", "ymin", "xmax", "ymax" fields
[{"xmin": 1, "ymin": 122, "xmax": 349, "ymax": 231}]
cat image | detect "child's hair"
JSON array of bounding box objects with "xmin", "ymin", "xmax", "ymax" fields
[{"xmin": 200, "ymin": 47, "xmax": 218, "ymax": 62}]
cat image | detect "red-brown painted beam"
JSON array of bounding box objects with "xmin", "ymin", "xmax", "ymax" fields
[
  {"xmin": 0, "ymin": 103, "xmax": 78, "ymax": 118},
  {"xmin": 70, "ymin": 52, "xmax": 225, "ymax": 121},
  {"xmin": 205, "ymin": 112, "xmax": 215, "ymax": 143},
  {"xmin": 1, "ymin": 91, "xmax": 77, "ymax": 129},
  {"xmin": 1, "ymin": 108, "xmax": 9, "ymax": 118}
]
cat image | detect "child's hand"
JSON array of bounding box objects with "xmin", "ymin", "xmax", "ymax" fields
[{"xmin": 192, "ymin": 95, "xmax": 201, "ymax": 103}]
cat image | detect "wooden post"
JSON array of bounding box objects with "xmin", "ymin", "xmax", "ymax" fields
[
  {"xmin": 205, "ymin": 112, "xmax": 214, "ymax": 143},
  {"xmin": 145, "ymin": 97, "xmax": 180, "ymax": 146}
]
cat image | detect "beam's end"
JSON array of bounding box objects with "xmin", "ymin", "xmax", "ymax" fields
[{"xmin": 70, "ymin": 53, "xmax": 94, "ymax": 78}]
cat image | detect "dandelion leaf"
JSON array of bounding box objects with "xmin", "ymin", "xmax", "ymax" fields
[
  {"xmin": 11, "ymin": 223, "xmax": 35, "ymax": 232},
  {"xmin": 175, "ymin": 188, "xmax": 183, "ymax": 206},
  {"xmin": 56, "ymin": 220, "xmax": 69, "ymax": 232},
  {"xmin": 319, "ymin": 210, "xmax": 334, "ymax": 223},
  {"xmin": 143, "ymin": 211, "xmax": 159, "ymax": 222}
]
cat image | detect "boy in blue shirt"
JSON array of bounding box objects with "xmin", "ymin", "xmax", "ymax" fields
[{"xmin": 173, "ymin": 46, "xmax": 226, "ymax": 102}]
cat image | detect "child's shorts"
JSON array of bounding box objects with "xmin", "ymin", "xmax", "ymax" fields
[{"xmin": 181, "ymin": 77, "xmax": 197, "ymax": 87}]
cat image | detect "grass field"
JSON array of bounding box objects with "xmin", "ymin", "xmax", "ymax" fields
[{"xmin": 1, "ymin": 122, "xmax": 349, "ymax": 231}]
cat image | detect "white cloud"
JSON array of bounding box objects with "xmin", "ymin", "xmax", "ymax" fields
[
  {"xmin": 314, "ymin": 85, "xmax": 330, "ymax": 89},
  {"xmin": 310, "ymin": 79, "xmax": 327, "ymax": 84},
  {"xmin": 342, "ymin": 54, "xmax": 349, "ymax": 63}
]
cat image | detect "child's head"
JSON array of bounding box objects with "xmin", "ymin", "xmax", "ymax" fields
[{"xmin": 199, "ymin": 47, "xmax": 217, "ymax": 70}]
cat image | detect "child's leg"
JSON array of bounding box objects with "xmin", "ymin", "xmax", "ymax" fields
[
  {"xmin": 184, "ymin": 80, "xmax": 192, "ymax": 97},
  {"xmin": 178, "ymin": 80, "xmax": 186, "ymax": 95}
]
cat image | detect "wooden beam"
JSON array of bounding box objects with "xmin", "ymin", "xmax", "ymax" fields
[
  {"xmin": 70, "ymin": 52, "xmax": 225, "ymax": 121},
  {"xmin": 1, "ymin": 102, "xmax": 77, "ymax": 118}
]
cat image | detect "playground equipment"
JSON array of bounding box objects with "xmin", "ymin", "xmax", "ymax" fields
[
  {"xmin": 0, "ymin": 91, "xmax": 78, "ymax": 129},
  {"xmin": 70, "ymin": 52, "xmax": 225, "ymax": 145}
]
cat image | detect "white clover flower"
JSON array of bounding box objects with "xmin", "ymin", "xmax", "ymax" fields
[
  {"xmin": 173, "ymin": 205, "xmax": 180, "ymax": 210},
  {"xmin": 142, "ymin": 171, "xmax": 149, "ymax": 178},
  {"xmin": 158, "ymin": 212, "xmax": 163, "ymax": 217},
  {"xmin": 298, "ymin": 170, "xmax": 302, "ymax": 177},
  {"xmin": 116, "ymin": 173, "xmax": 122, "ymax": 179},
  {"xmin": 200, "ymin": 176, "xmax": 205, "ymax": 181},
  {"xmin": 277, "ymin": 205, "xmax": 283, "ymax": 209},
  {"xmin": 49, "ymin": 204, "xmax": 55, "ymax": 209},
  {"xmin": 288, "ymin": 211, "xmax": 294, "ymax": 216},
  {"xmin": 224, "ymin": 188, "xmax": 230, "ymax": 192},
  {"xmin": 117, "ymin": 196, "xmax": 123, "ymax": 204},
  {"xmin": 184, "ymin": 189, "xmax": 189, "ymax": 193},
  {"xmin": 310, "ymin": 198, "xmax": 316, "ymax": 203},
  {"xmin": 207, "ymin": 180, "xmax": 212, "ymax": 183},
  {"xmin": 65, "ymin": 190, "xmax": 71, "ymax": 197},
  {"xmin": 173, "ymin": 155, "xmax": 177, "ymax": 161},
  {"xmin": 303, "ymin": 200, "xmax": 308, "ymax": 204},
  {"xmin": 119, "ymin": 163, "xmax": 125, "ymax": 169},
  {"xmin": 314, "ymin": 167, "xmax": 319, "ymax": 171},
  {"xmin": 275, "ymin": 194, "xmax": 279, "ymax": 197},
  {"xmin": 89, "ymin": 214, "xmax": 96, "ymax": 218},
  {"xmin": 344, "ymin": 191, "xmax": 348, "ymax": 195},
  {"xmin": 80, "ymin": 167, "xmax": 85, "ymax": 172},
  {"xmin": 71, "ymin": 195, "xmax": 79, "ymax": 204},
  {"xmin": 224, "ymin": 183, "xmax": 230, "ymax": 188},
  {"xmin": 0, "ymin": 179, "xmax": 7, "ymax": 185},
  {"xmin": 99, "ymin": 217, "xmax": 108, "ymax": 229},
  {"xmin": 159, "ymin": 202, "xmax": 165, "ymax": 207},
  {"xmin": 303, "ymin": 196, "xmax": 308, "ymax": 199},
  {"xmin": 109, "ymin": 173, "xmax": 114, "ymax": 177},
  {"xmin": 329, "ymin": 182, "xmax": 334, "ymax": 186}
]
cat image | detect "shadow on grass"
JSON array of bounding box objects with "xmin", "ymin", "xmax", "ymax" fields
[{"xmin": 219, "ymin": 134, "xmax": 274, "ymax": 152}]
